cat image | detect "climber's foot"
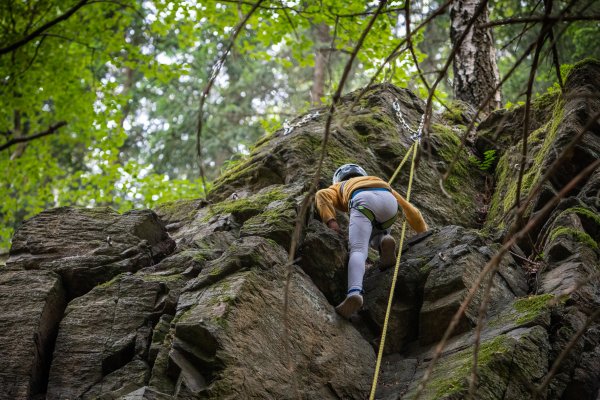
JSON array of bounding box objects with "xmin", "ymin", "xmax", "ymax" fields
[
  {"xmin": 335, "ymin": 293, "xmax": 363, "ymax": 319},
  {"xmin": 379, "ymin": 235, "xmax": 396, "ymax": 270}
]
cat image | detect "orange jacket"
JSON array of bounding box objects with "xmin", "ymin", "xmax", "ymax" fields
[{"xmin": 315, "ymin": 176, "xmax": 428, "ymax": 233}]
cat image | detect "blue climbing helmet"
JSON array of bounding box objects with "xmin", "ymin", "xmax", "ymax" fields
[{"xmin": 332, "ymin": 164, "xmax": 368, "ymax": 184}]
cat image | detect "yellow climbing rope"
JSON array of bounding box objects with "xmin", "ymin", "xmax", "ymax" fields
[{"xmin": 369, "ymin": 139, "xmax": 419, "ymax": 400}]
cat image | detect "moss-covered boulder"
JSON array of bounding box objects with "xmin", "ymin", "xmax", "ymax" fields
[{"xmin": 3, "ymin": 62, "xmax": 600, "ymax": 399}]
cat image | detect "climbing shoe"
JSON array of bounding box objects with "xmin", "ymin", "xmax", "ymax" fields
[
  {"xmin": 379, "ymin": 235, "xmax": 397, "ymax": 270},
  {"xmin": 335, "ymin": 293, "xmax": 363, "ymax": 319}
]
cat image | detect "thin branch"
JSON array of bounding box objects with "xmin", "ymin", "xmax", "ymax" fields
[
  {"xmin": 17, "ymin": 34, "xmax": 47, "ymax": 77},
  {"xmin": 483, "ymin": 14, "xmax": 600, "ymax": 28},
  {"xmin": 421, "ymin": 0, "xmax": 490, "ymax": 178},
  {"xmin": 195, "ymin": 0, "xmax": 264, "ymax": 195},
  {"xmin": 414, "ymin": 158, "xmax": 599, "ymax": 399},
  {"xmin": 441, "ymin": 0, "xmax": 582, "ymax": 186},
  {"xmin": 280, "ymin": 2, "xmax": 301, "ymax": 41},
  {"xmin": 405, "ymin": 0, "xmax": 432, "ymax": 91},
  {"xmin": 514, "ymin": 0, "xmax": 551, "ymax": 214},
  {"xmin": 544, "ymin": 0, "xmax": 564, "ymax": 91},
  {"xmin": 328, "ymin": 6, "xmax": 404, "ymax": 18},
  {"xmin": 282, "ymin": 1, "xmax": 388, "ymax": 398},
  {"xmin": 535, "ymin": 307, "xmax": 600, "ymax": 397},
  {"xmin": 0, "ymin": 0, "xmax": 90, "ymax": 56},
  {"xmin": 219, "ymin": 0, "xmax": 316, "ymax": 14},
  {"xmin": 40, "ymin": 32, "xmax": 100, "ymax": 50},
  {"xmin": 0, "ymin": 121, "xmax": 67, "ymax": 152},
  {"xmin": 468, "ymin": 271, "xmax": 495, "ymax": 399}
]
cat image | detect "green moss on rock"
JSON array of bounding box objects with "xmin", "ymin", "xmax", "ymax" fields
[
  {"xmin": 204, "ymin": 186, "xmax": 288, "ymax": 221},
  {"xmin": 427, "ymin": 335, "xmax": 511, "ymax": 398},
  {"xmin": 557, "ymin": 206, "xmax": 600, "ymax": 227},
  {"xmin": 513, "ymin": 294, "xmax": 554, "ymax": 325},
  {"xmin": 486, "ymin": 98, "xmax": 565, "ymax": 230},
  {"xmin": 549, "ymin": 227, "xmax": 599, "ymax": 250}
]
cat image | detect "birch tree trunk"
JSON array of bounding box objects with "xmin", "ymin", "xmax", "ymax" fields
[{"xmin": 450, "ymin": 0, "xmax": 501, "ymax": 114}]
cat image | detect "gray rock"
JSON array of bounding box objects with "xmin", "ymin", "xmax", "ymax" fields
[
  {"xmin": 46, "ymin": 274, "xmax": 168, "ymax": 399},
  {"xmin": 299, "ymin": 219, "xmax": 348, "ymax": 304},
  {"xmin": 0, "ymin": 270, "xmax": 65, "ymax": 399},
  {"xmin": 4, "ymin": 63, "xmax": 600, "ymax": 399},
  {"xmin": 7, "ymin": 207, "xmax": 175, "ymax": 298}
]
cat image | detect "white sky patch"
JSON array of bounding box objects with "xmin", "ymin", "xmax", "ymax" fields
[
  {"xmin": 267, "ymin": 40, "xmax": 285, "ymax": 57},
  {"xmin": 141, "ymin": 43, "xmax": 155, "ymax": 55},
  {"xmin": 236, "ymin": 144, "xmax": 249, "ymax": 155},
  {"xmin": 156, "ymin": 52, "xmax": 174, "ymax": 65},
  {"xmin": 93, "ymin": 99, "xmax": 107, "ymax": 113}
]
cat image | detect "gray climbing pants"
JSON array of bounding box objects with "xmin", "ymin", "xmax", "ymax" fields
[{"xmin": 347, "ymin": 189, "xmax": 398, "ymax": 294}]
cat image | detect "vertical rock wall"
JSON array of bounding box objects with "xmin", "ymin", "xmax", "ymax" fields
[{"xmin": 0, "ymin": 61, "xmax": 598, "ymax": 399}]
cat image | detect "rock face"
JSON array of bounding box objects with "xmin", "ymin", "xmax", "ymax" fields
[{"xmin": 1, "ymin": 61, "xmax": 599, "ymax": 399}]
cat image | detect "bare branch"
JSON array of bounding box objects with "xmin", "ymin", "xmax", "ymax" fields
[
  {"xmin": 414, "ymin": 158, "xmax": 599, "ymax": 399},
  {"xmin": 405, "ymin": 0, "xmax": 432, "ymax": 92},
  {"xmin": 535, "ymin": 307, "xmax": 600, "ymax": 397},
  {"xmin": 328, "ymin": 6, "xmax": 404, "ymax": 18},
  {"xmin": 544, "ymin": 0, "xmax": 564, "ymax": 91},
  {"xmin": 195, "ymin": 0, "xmax": 264, "ymax": 195},
  {"xmin": 514, "ymin": 0, "xmax": 552, "ymax": 214},
  {"xmin": 483, "ymin": 14, "xmax": 600, "ymax": 28},
  {"xmin": 468, "ymin": 272, "xmax": 495, "ymax": 399},
  {"xmin": 0, "ymin": 0, "xmax": 90, "ymax": 56},
  {"xmin": 441, "ymin": 0, "xmax": 582, "ymax": 187},
  {"xmin": 282, "ymin": 2, "xmax": 388, "ymax": 399},
  {"xmin": 0, "ymin": 121, "xmax": 67, "ymax": 152}
]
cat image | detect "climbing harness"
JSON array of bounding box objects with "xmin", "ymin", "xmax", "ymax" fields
[
  {"xmin": 350, "ymin": 188, "xmax": 399, "ymax": 230},
  {"xmin": 368, "ymin": 101, "xmax": 423, "ymax": 400},
  {"xmin": 356, "ymin": 205, "xmax": 398, "ymax": 230}
]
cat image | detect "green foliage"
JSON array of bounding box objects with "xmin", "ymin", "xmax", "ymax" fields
[
  {"xmin": 469, "ymin": 150, "xmax": 497, "ymax": 171},
  {"xmin": 490, "ymin": 0, "xmax": 600, "ymax": 103},
  {"xmin": 0, "ymin": 1, "xmax": 207, "ymax": 250},
  {"xmin": 2, "ymin": 0, "xmax": 599, "ymax": 252}
]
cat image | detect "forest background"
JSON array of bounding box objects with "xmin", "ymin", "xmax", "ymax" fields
[{"xmin": 1, "ymin": 0, "xmax": 599, "ymax": 253}]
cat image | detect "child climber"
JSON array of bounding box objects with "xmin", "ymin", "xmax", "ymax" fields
[{"xmin": 315, "ymin": 163, "xmax": 428, "ymax": 318}]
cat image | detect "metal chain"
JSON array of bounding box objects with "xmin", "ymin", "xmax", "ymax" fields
[
  {"xmin": 392, "ymin": 99, "xmax": 424, "ymax": 142},
  {"xmin": 283, "ymin": 111, "xmax": 321, "ymax": 135}
]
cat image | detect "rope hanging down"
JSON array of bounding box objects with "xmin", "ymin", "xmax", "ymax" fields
[{"xmin": 369, "ymin": 105, "xmax": 423, "ymax": 400}]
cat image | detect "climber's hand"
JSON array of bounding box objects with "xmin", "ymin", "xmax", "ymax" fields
[{"xmin": 327, "ymin": 219, "xmax": 341, "ymax": 234}]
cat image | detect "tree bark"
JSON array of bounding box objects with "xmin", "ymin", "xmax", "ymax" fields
[
  {"xmin": 310, "ymin": 23, "xmax": 330, "ymax": 106},
  {"xmin": 450, "ymin": 0, "xmax": 501, "ymax": 114}
]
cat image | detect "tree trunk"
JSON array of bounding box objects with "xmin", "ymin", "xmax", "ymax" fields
[
  {"xmin": 450, "ymin": 0, "xmax": 501, "ymax": 114},
  {"xmin": 310, "ymin": 23, "xmax": 330, "ymax": 106}
]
